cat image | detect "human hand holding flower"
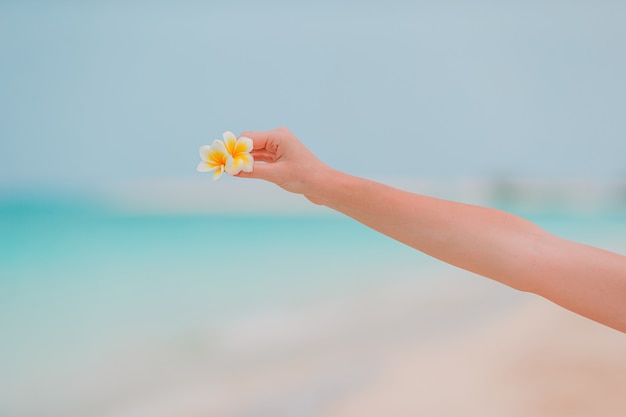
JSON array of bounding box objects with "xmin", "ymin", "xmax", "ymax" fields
[
  {"xmin": 197, "ymin": 127, "xmax": 333, "ymax": 204},
  {"xmin": 235, "ymin": 127, "xmax": 333, "ymax": 204}
]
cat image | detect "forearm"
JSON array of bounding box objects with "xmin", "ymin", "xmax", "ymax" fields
[
  {"xmin": 308, "ymin": 169, "xmax": 626, "ymax": 331},
  {"xmin": 310, "ymin": 169, "xmax": 542, "ymax": 291}
]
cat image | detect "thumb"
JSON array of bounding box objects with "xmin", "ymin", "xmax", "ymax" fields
[{"xmin": 236, "ymin": 163, "xmax": 276, "ymax": 183}]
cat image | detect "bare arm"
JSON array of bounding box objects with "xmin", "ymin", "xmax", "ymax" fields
[{"xmin": 238, "ymin": 127, "xmax": 626, "ymax": 332}]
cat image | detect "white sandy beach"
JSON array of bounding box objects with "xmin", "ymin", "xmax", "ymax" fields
[
  {"xmin": 105, "ymin": 266, "xmax": 626, "ymax": 417},
  {"xmin": 327, "ymin": 297, "xmax": 626, "ymax": 417}
]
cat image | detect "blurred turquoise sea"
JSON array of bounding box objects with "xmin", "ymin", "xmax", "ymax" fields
[{"xmin": 0, "ymin": 198, "xmax": 430, "ymax": 334}]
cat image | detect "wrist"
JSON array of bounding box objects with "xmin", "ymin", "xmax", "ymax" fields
[{"xmin": 303, "ymin": 166, "xmax": 350, "ymax": 207}]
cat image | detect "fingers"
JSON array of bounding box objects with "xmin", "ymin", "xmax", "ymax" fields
[
  {"xmin": 250, "ymin": 149, "xmax": 278, "ymax": 163},
  {"xmin": 235, "ymin": 162, "xmax": 275, "ymax": 182},
  {"xmin": 234, "ymin": 127, "xmax": 294, "ymax": 187},
  {"xmin": 239, "ymin": 126, "xmax": 289, "ymax": 152}
]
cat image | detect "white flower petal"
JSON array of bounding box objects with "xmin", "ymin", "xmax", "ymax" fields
[
  {"xmin": 212, "ymin": 165, "xmax": 224, "ymax": 180},
  {"xmin": 222, "ymin": 131, "xmax": 237, "ymax": 142},
  {"xmin": 237, "ymin": 154, "xmax": 254, "ymax": 172},
  {"xmin": 210, "ymin": 139, "xmax": 227, "ymax": 153},
  {"xmin": 197, "ymin": 161, "xmax": 213, "ymax": 172},
  {"xmin": 237, "ymin": 136, "xmax": 253, "ymax": 153},
  {"xmin": 222, "ymin": 132, "xmax": 237, "ymax": 156},
  {"xmin": 225, "ymin": 157, "xmax": 240, "ymax": 175},
  {"xmin": 199, "ymin": 145, "xmax": 212, "ymax": 161}
]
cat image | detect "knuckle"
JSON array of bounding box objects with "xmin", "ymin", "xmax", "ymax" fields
[{"xmin": 267, "ymin": 137, "xmax": 281, "ymax": 153}]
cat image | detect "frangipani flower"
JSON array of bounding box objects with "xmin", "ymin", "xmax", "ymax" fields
[
  {"xmin": 222, "ymin": 131, "xmax": 254, "ymax": 175},
  {"xmin": 197, "ymin": 139, "xmax": 232, "ymax": 180},
  {"xmin": 196, "ymin": 131, "xmax": 254, "ymax": 180}
]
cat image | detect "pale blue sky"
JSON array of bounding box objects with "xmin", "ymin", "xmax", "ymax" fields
[{"xmin": 2, "ymin": 1, "xmax": 626, "ymax": 190}]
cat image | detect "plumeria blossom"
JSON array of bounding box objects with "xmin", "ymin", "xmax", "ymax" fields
[
  {"xmin": 222, "ymin": 131, "xmax": 254, "ymax": 175},
  {"xmin": 197, "ymin": 131, "xmax": 254, "ymax": 180},
  {"xmin": 197, "ymin": 139, "xmax": 232, "ymax": 180}
]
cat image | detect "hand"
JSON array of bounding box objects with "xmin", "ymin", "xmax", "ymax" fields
[{"xmin": 236, "ymin": 127, "xmax": 331, "ymax": 203}]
